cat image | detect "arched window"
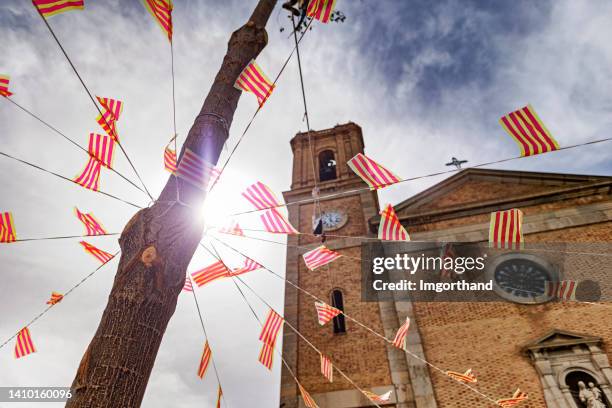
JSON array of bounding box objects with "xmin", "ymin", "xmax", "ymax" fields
[
  {"xmin": 319, "ymin": 150, "xmax": 337, "ymax": 182},
  {"xmin": 331, "ymin": 289, "xmax": 346, "ymax": 334},
  {"xmin": 565, "ymin": 371, "xmax": 610, "ymax": 407}
]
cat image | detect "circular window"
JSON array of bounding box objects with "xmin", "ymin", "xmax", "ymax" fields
[{"xmin": 486, "ymin": 253, "xmax": 558, "ymax": 304}]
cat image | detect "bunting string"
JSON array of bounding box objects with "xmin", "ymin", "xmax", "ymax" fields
[{"xmin": 8, "ymin": 233, "xmax": 119, "ymax": 243}]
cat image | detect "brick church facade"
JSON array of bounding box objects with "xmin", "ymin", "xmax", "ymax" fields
[{"xmin": 279, "ymin": 122, "xmax": 612, "ymax": 407}]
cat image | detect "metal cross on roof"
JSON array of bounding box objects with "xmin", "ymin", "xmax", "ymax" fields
[{"xmin": 445, "ymin": 157, "xmax": 468, "ymax": 170}]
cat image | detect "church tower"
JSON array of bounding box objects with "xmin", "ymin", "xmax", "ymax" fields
[{"xmin": 280, "ymin": 123, "xmax": 429, "ymax": 407}]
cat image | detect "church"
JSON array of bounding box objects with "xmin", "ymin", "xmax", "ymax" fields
[{"xmin": 279, "ymin": 122, "xmax": 612, "ymax": 408}]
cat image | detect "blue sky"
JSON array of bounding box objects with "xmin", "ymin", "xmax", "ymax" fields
[{"xmin": 1, "ymin": 1, "xmax": 611, "ymax": 407}]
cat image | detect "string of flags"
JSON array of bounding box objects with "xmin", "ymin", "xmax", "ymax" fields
[
  {"xmin": 0, "ymin": 212, "xmax": 17, "ymax": 243},
  {"xmin": 234, "ymin": 60, "xmax": 275, "ymax": 108},
  {"xmin": 142, "ymin": 0, "xmax": 174, "ymax": 42},
  {"xmin": 258, "ymin": 309, "xmax": 283, "ymax": 370},
  {"xmin": 79, "ymin": 241, "xmax": 114, "ymax": 264},
  {"xmin": 0, "ymin": 75, "xmax": 13, "ymax": 97},
  {"xmin": 46, "ymin": 292, "xmax": 64, "ymax": 305},
  {"xmin": 378, "ymin": 204, "xmax": 410, "ymax": 241},
  {"xmin": 302, "ymin": 245, "xmax": 342, "ymax": 270},
  {"xmin": 32, "ymin": 0, "xmax": 84, "ymax": 18},
  {"xmin": 489, "ymin": 209, "xmax": 524, "ymax": 249},
  {"xmin": 198, "ymin": 341, "xmax": 212, "ymax": 379}
]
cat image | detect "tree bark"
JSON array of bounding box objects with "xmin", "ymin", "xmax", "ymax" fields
[{"xmin": 66, "ymin": 1, "xmax": 277, "ymax": 407}]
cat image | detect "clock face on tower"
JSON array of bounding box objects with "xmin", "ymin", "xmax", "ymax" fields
[{"xmin": 314, "ymin": 210, "xmax": 348, "ymax": 232}]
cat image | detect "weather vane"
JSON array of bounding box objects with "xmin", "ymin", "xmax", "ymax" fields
[{"xmin": 445, "ymin": 157, "xmax": 468, "ymax": 170}]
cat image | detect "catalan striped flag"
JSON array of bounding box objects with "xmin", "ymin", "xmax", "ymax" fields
[
  {"xmin": 231, "ymin": 257, "xmax": 262, "ymax": 276},
  {"xmin": 363, "ymin": 390, "xmax": 392, "ymax": 404},
  {"xmin": 74, "ymin": 157, "xmax": 102, "ymax": 191},
  {"xmin": 242, "ymin": 181, "xmax": 282, "ymax": 210},
  {"xmin": 14, "ymin": 327, "xmax": 36, "ymax": 359},
  {"xmin": 182, "ymin": 275, "xmax": 193, "ymax": 292},
  {"xmin": 0, "ymin": 212, "xmax": 17, "ymax": 243},
  {"xmin": 446, "ymin": 368, "xmax": 477, "ymax": 383},
  {"xmin": 500, "ymin": 105, "xmax": 559, "ymax": 157},
  {"xmin": 259, "ymin": 309, "xmax": 283, "ymax": 346},
  {"xmin": 489, "ymin": 209, "xmax": 524, "ymax": 249},
  {"xmin": 216, "ymin": 385, "xmax": 223, "ymax": 408},
  {"xmin": 0, "ymin": 74, "xmax": 13, "ymax": 97},
  {"xmin": 314, "ymin": 301, "xmax": 341, "ymax": 326},
  {"xmin": 302, "ymin": 245, "xmax": 342, "ymax": 271},
  {"xmin": 46, "ymin": 292, "xmax": 64, "ymax": 305},
  {"xmin": 496, "ymin": 388, "xmax": 528, "ymax": 407},
  {"xmin": 306, "ymin": 0, "xmax": 337, "ymax": 23},
  {"xmin": 298, "ymin": 384, "xmax": 319, "ymax": 408},
  {"xmin": 378, "ymin": 204, "xmax": 409, "ymax": 241},
  {"xmin": 164, "ymin": 146, "xmax": 177, "ymax": 174},
  {"xmin": 258, "ymin": 342, "xmax": 276, "ymax": 370},
  {"xmin": 88, "ymin": 133, "xmax": 115, "ymax": 169},
  {"xmin": 191, "ymin": 261, "xmax": 230, "ymax": 287},
  {"xmin": 96, "ymin": 96, "xmax": 123, "ymax": 122},
  {"xmin": 74, "ymin": 208, "xmax": 107, "ymax": 236},
  {"xmin": 260, "ymin": 208, "xmax": 298, "ymax": 234},
  {"xmin": 234, "ymin": 60, "xmax": 275, "ymax": 107},
  {"xmin": 175, "ymin": 148, "xmax": 220, "ymax": 191},
  {"xmin": 96, "ymin": 111, "xmax": 119, "ymax": 142},
  {"xmin": 197, "ymin": 341, "xmax": 212, "ymax": 379},
  {"xmin": 79, "ymin": 241, "xmax": 114, "ymax": 264},
  {"xmin": 143, "ymin": 0, "xmax": 173, "ymax": 42},
  {"xmin": 545, "ymin": 280, "xmax": 577, "ymax": 301},
  {"xmin": 32, "ymin": 0, "xmax": 84, "ymax": 18},
  {"xmin": 320, "ymin": 355, "xmax": 333, "ymax": 382},
  {"xmin": 219, "ymin": 220, "xmax": 244, "ymax": 236},
  {"xmin": 392, "ymin": 317, "xmax": 410, "ymax": 350},
  {"xmin": 348, "ymin": 153, "xmax": 401, "ymax": 190}
]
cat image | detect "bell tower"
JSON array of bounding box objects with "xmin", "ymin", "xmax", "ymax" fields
[{"xmin": 280, "ymin": 123, "xmax": 415, "ymax": 407}]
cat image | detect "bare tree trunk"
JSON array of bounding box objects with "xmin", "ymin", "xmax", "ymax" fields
[{"xmin": 66, "ymin": 2, "xmax": 277, "ymax": 406}]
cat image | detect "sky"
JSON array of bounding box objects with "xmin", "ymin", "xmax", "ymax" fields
[{"xmin": 1, "ymin": 0, "xmax": 612, "ymax": 407}]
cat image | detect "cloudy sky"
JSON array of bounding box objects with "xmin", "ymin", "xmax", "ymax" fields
[{"xmin": 1, "ymin": 0, "xmax": 611, "ymax": 407}]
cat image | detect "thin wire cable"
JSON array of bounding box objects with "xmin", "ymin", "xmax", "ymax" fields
[
  {"xmin": 10, "ymin": 233, "xmax": 120, "ymax": 243},
  {"xmin": 34, "ymin": 8, "xmax": 154, "ymax": 201},
  {"xmin": 0, "ymin": 151, "xmax": 143, "ymax": 209},
  {"xmin": 0, "ymin": 251, "xmax": 120, "ymax": 351},
  {"xmin": 209, "ymin": 235, "xmax": 502, "ymax": 405},
  {"xmin": 226, "ymin": 137, "xmax": 612, "ymax": 217},
  {"xmin": 3, "ymin": 97, "xmax": 148, "ymax": 196},
  {"xmin": 189, "ymin": 287, "xmax": 229, "ymax": 408},
  {"xmin": 208, "ymin": 18, "xmax": 315, "ymax": 194}
]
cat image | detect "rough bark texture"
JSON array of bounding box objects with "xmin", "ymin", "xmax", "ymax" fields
[{"xmin": 66, "ymin": 2, "xmax": 277, "ymax": 407}]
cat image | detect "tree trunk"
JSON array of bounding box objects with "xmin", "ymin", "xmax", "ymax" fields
[{"xmin": 66, "ymin": 2, "xmax": 277, "ymax": 406}]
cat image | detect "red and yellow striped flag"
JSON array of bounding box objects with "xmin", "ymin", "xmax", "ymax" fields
[
  {"xmin": 392, "ymin": 317, "xmax": 410, "ymax": 350},
  {"xmin": 96, "ymin": 96, "xmax": 123, "ymax": 121},
  {"xmin": 197, "ymin": 341, "xmax": 212, "ymax": 379},
  {"xmin": 32, "ymin": 0, "xmax": 84, "ymax": 18},
  {"xmin": 545, "ymin": 280, "xmax": 577, "ymax": 301},
  {"xmin": 219, "ymin": 220, "xmax": 244, "ymax": 236},
  {"xmin": 307, "ymin": 0, "xmax": 337, "ymax": 23},
  {"xmin": 191, "ymin": 261, "xmax": 230, "ymax": 287},
  {"xmin": 489, "ymin": 209, "xmax": 523, "ymax": 249},
  {"xmin": 182, "ymin": 275, "xmax": 193, "ymax": 292},
  {"xmin": 0, "ymin": 74, "xmax": 13, "ymax": 97},
  {"xmin": 446, "ymin": 368, "xmax": 477, "ymax": 383},
  {"xmin": 363, "ymin": 390, "xmax": 392, "ymax": 404},
  {"xmin": 216, "ymin": 385, "xmax": 223, "ymax": 408},
  {"xmin": 0, "ymin": 211, "xmax": 17, "ymax": 243},
  {"xmin": 299, "ymin": 384, "xmax": 319, "ymax": 408},
  {"xmin": 348, "ymin": 153, "xmax": 401, "ymax": 190},
  {"xmin": 258, "ymin": 341, "xmax": 275, "ymax": 370},
  {"xmin": 96, "ymin": 112, "xmax": 119, "ymax": 142},
  {"xmin": 320, "ymin": 355, "xmax": 333, "ymax": 382},
  {"xmin": 88, "ymin": 133, "xmax": 115, "ymax": 169},
  {"xmin": 14, "ymin": 327, "xmax": 36, "ymax": 359},
  {"xmin": 259, "ymin": 309, "xmax": 283, "ymax": 346},
  {"xmin": 163, "ymin": 146, "xmax": 177, "ymax": 174},
  {"xmin": 46, "ymin": 292, "xmax": 64, "ymax": 305},
  {"xmin": 175, "ymin": 148, "xmax": 221, "ymax": 191},
  {"xmin": 378, "ymin": 204, "xmax": 409, "ymax": 241},
  {"xmin": 79, "ymin": 241, "xmax": 114, "ymax": 264},
  {"xmin": 499, "ymin": 105, "xmax": 559, "ymax": 157},
  {"xmin": 303, "ymin": 245, "xmax": 342, "ymax": 271},
  {"xmin": 260, "ymin": 208, "xmax": 298, "ymax": 234},
  {"xmin": 242, "ymin": 181, "xmax": 282, "ymax": 210},
  {"xmin": 496, "ymin": 388, "xmax": 528, "ymax": 407},
  {"xmin": 231, "ymin": 257, "xmax": 262, "ymax": 276},
  {"xmin": 74, "ymin": 157, "xmax": 102, "ymax": 191},
  {"xmin": 75, "ymin": 207, "xmax": 107, "ymax": 236},
  {"xmin": 314, "ymin": 301, "xmax": 341, "ymax": 326},
  {"xmin": 234, "ymin": 60, "xmax": 275, "ymax": 107},
  {"xmin": 143, "ymin": 0, "xmax": 173, "ymax": 41}
]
